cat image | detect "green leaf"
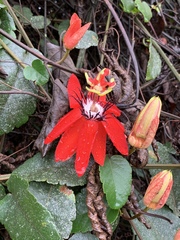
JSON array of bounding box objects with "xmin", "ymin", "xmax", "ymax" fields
[
  {"xmin": 76, "ymin": 30, "xmax": 98, "ymax": 49},
  {"xmin": 13, "ymin": 5, "xmax": 33, "ymax": 25},
  {"xmin": 148, "ymin": 142, "xmax": 180, "ymax": 216},
  {"xmin": 0, "ymin": 41, "xmax": 37, "ymax": 135},
  {"xmin": 132, "ymin": 204, "xmax": 180, "ymax": 240},
  {"xmin": 146, "ymin": 40, "xmax": 162, "ymax": 80},
  {"xmin": 72, "ymin": 188, "xmax": 92, "ymax": 233},
  {"xmin": 56, "ymin": 19, "xmax": 70, "ymax": 35},
  {"xmin": 135, "ymin": 0, "xmax": 152, "ymax": 22},
  {"xmin": 0, "ymin": 8, "xmax": 16, "ymax": 46},
  {"xmin": 69, "ymin": 233, "xmax": 98, "ymax": 240},
  {"xmin": 28, "ymin": 182, "xmax": 76, "ymax": 239},
  {"xmin": 23, "ymin": 59, "xmax": 49, "ymax": 85},
  {"xmin": 120, "ymin": 0, "xmax": 137, "ymax": 13},
  {"xmin": 0, "ymin": 2, "xmax": 6, "ymax": 9},
  {"xmin": 11, "ymin": 152, "xmax": 87, "ymax": 186},
  {"xmin": 0, "ymin": 184, "xmax": 6, "ymax": 200},
  {"xmin": 0, "ymin": 175, "xmax": 61, "ymax": 240},
  {"xmin": 99, "ymin": 155, "xmax": 132, "ymax": 209},
  {"xmin": 30, "ymin": 15, "xmax": 51, "ymax": 29}
]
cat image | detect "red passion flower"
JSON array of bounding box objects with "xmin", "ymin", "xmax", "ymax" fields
[
  {"xmin": 63, "ymin": 13, "xmax": 91, "ymax": 50},
  {"xmin": 44, "ymin": 74, "xmax": 128, "ymax": 177}
]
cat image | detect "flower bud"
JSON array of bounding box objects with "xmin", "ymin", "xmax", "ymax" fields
[
  {"xmin": 143, "ymin": 170, "xmax": 173, "ymax": 210},
  {"xmin": 63, "ymin": 13, "xmax": 91, "ymax": 50},
  {"xmin": 128, "ymin": 96, "xmax": 162, "ymax": 148},
  {"xmin": 174, "ymin": 229, "xmax": 180, "ymax": 240}
]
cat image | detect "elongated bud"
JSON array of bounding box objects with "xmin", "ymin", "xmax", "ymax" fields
[
  {"xmin": 143, "ymin": 170, "xmax": 173, "ymax": 210},
  {"xmin": 85, "ymin": 68, "xmax": 116, "ymax": 96},
  {"xmin": 63, "ymin": 13, "xmax": 91, "ymax": 50},
  {"xmin": 128, "ymin": 96, "xmax": 162, "ymax": 148},
  {"xmin": 174, "ymin": 229, "xmax": 180, "ymax": 240}
]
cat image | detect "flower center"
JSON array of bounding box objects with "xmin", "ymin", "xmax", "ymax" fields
[{"xmin": 82, "ymin": 98, "xmax": 104, "ymax": 120}]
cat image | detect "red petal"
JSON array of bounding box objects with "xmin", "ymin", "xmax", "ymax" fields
[
  {"xmin": 75, "ymin": 118, "xmax": 98, "ymax": 177},
  {"xmin": 65, "ymin": 22, "xmax": 91, "ymax": 49},
  {"xmin": 68, "ymin": 74, "xmax": 82, "ymax": 109},
  {"xmin": 92, "ymin": 122, "xmax": 106, "ymax": 165},
  {"xmin": 102, "ymin": 116, "xmax": 128, "ymax": 155},
  {"xmin": 55, "ymin": 117, "xmax": 84, "ymax": 161},
  {"xmin": 106, "ymin": 104, "xmax": 121, "ymax": 116},
  {"xmin": 44, "ymin": 108, "xmax": 81, "ymax": 144},
  {"xmin": 70, "ymin": 13, "xmax": 81, "ymax": 28}
]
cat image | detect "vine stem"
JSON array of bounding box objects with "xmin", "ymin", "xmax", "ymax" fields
[
  {"xmin": 135, "ymin": 18, "xmax": 180, "ymax": 82},
  {"xmin": 0, "ymin": 38, "xmax": 51, "ymax": 101},
  {"xmin": 0, "ymin": 28, "xmax": 79, "ymax": 76},
  {"xmin": 143, "ymin": 164, "xmax": 180, "ymax": 169},
  {"xmin": 103, "ymin": 0, "xmax": 140, "ymax": 101},
  {"xmin": 56, "ymin": 49, "xmax": 70, "ymax": 64},
  {"xmin": 0, "ymin": 91, "xmax": 47, "ymax": 101},
  {"xmin": 0, "ymin": 38, "xmax": 26, "ymax": 68},
  {"xmin": 2, "ymin": 0, "xmax": 34, "ymax": 48},
  {"xmin": 100, "ymin": 11, "xmax": 111, "ymax": 66}
]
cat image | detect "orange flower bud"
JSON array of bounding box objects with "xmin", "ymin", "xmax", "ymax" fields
[
  {"xmin": 143, "ymin": 170, "xmax": 173, "ymax": 210},
  {"xmin": 174, "ymin": 229, "xmax": 180, "ymax": 240},
  {"xmin": 63, "ymin": 13, "xmax": 91, "ymax": 50},
  {"xmin": 128, "ymin": 96, "xmax": 162, "ymax": 148}
]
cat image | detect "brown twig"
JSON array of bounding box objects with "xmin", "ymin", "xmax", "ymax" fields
[
  {"xmin": 0, "ymin": 90, "xmax": 47, "ymax": 101},
  {"xmin": 0, "ymin": 29, "xmax": 80, "ymax": 76}
]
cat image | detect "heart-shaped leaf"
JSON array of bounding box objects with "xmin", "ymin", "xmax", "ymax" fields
[
  {"xmin": 99, "ymin": 155, "xmax": 132, "ymax": 209},
  {"xmin": 30, "ymin": 15, "xmax": 51, "ymax": 29},
  {"xmin": 76, "ymin": 30, "xmax": 98, "ymax": 49},
  {"xmin": 23, "ymin": 59, "xmax": 49, "ymax": 85}
]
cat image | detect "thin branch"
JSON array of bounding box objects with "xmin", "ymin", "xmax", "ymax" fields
[
  {"xmin": 2, "ymin": 0, "xmax": 34, "ymax": 48},
  {"xmin": 0, "ymin": 29, "xmax": 80, "ymax": 76},
  {"xmin": 135, "ymin": 18, "xmax": 180, "ymax": 82},
  {"xmin": 103, "ymin": 0, "xmax": 140, "ymax": 103},
  {"xmin": 0, "ymin": 90, "xmax": 47, "ymax": 101}
]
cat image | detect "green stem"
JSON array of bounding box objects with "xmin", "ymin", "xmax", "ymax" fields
[
  {"xmin": 143, "ymin": 163, "xmax": 180, "ymax": 169},
  {"xmin": 0, "ymin": 38, "xmax": 26, "ymax": 68},
  {"xmin": 0, "ymin": 174, "xmax": 11, "ymax": 181},
  {"xmin": 100, "ymin": 11, "xmax": 111, "ymax": 66},
  {"xmin": 56, "ymin": 49, "xmax": 70, "ymax": 64},
  {"xmin": 135, "ymin": 18, "xmax": 180, "ymax": 82},
  {"xmin": 2, "ymin": 0, "xmax": 34, "ymax": 48}
]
